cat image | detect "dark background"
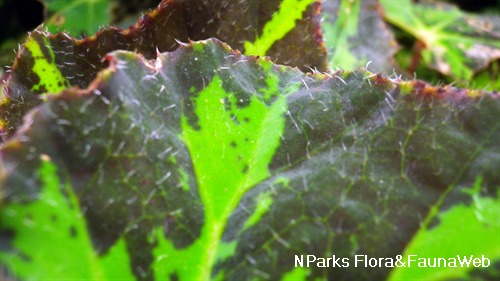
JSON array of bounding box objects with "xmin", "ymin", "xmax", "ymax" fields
[{"xmin": 0, "ymin": 0, "xmax": 161, "ymax": 43}]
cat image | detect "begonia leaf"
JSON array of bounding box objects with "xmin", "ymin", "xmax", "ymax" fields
[
  {"xmin": 1, "ymin": 38, "xmax": 498, "ymax": 281},
  {"xmin": 0, "ymin": 0, "xmax": 326, "ymax": 141}
]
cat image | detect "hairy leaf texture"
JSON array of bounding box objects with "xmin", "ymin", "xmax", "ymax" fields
[
  {"xmin": 1, "ymin": 39, "xmax": 498, "ymax": 280},
  {"xmin": 0, "ymin": 0, "xmax": 326, "ymax": 141}
]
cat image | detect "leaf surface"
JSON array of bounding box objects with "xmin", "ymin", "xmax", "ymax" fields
[
  {"xmin": 1, "ymin": 38, "xmax": 499, "ymax": 280},
  {"xmin": 0, "ymin": 0, "xmax": 326, "ymax": 141},
  {"xmin": 0, "ymin": 157, "xmax": 135, "ymax": 280},
  {"xmin": 388, "ymin": 177, "xmax": 500, "ymax": 280}
]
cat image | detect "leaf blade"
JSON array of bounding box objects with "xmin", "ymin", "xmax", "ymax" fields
[{"xmin": 1, "ymin": 38, "xmax": 499, "ymax": 280}]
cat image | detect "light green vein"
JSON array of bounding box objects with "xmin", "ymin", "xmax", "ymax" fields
[{"xmin": 244, "ymin": 0, "xmax": 316, "ymax": 56}]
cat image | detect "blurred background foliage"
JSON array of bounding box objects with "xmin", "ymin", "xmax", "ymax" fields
[{"xmin": 0, "ymin": 0, "xmax": 499, "ymax": 90}]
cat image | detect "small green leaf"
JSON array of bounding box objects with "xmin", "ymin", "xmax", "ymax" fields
[
  {"xmin": 44, "ymin": 0, "xmax": 113, "ymax": 36},
  {"xmin": 381, "ymin": 0, "xmax": 500, "ymax": 81}
]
